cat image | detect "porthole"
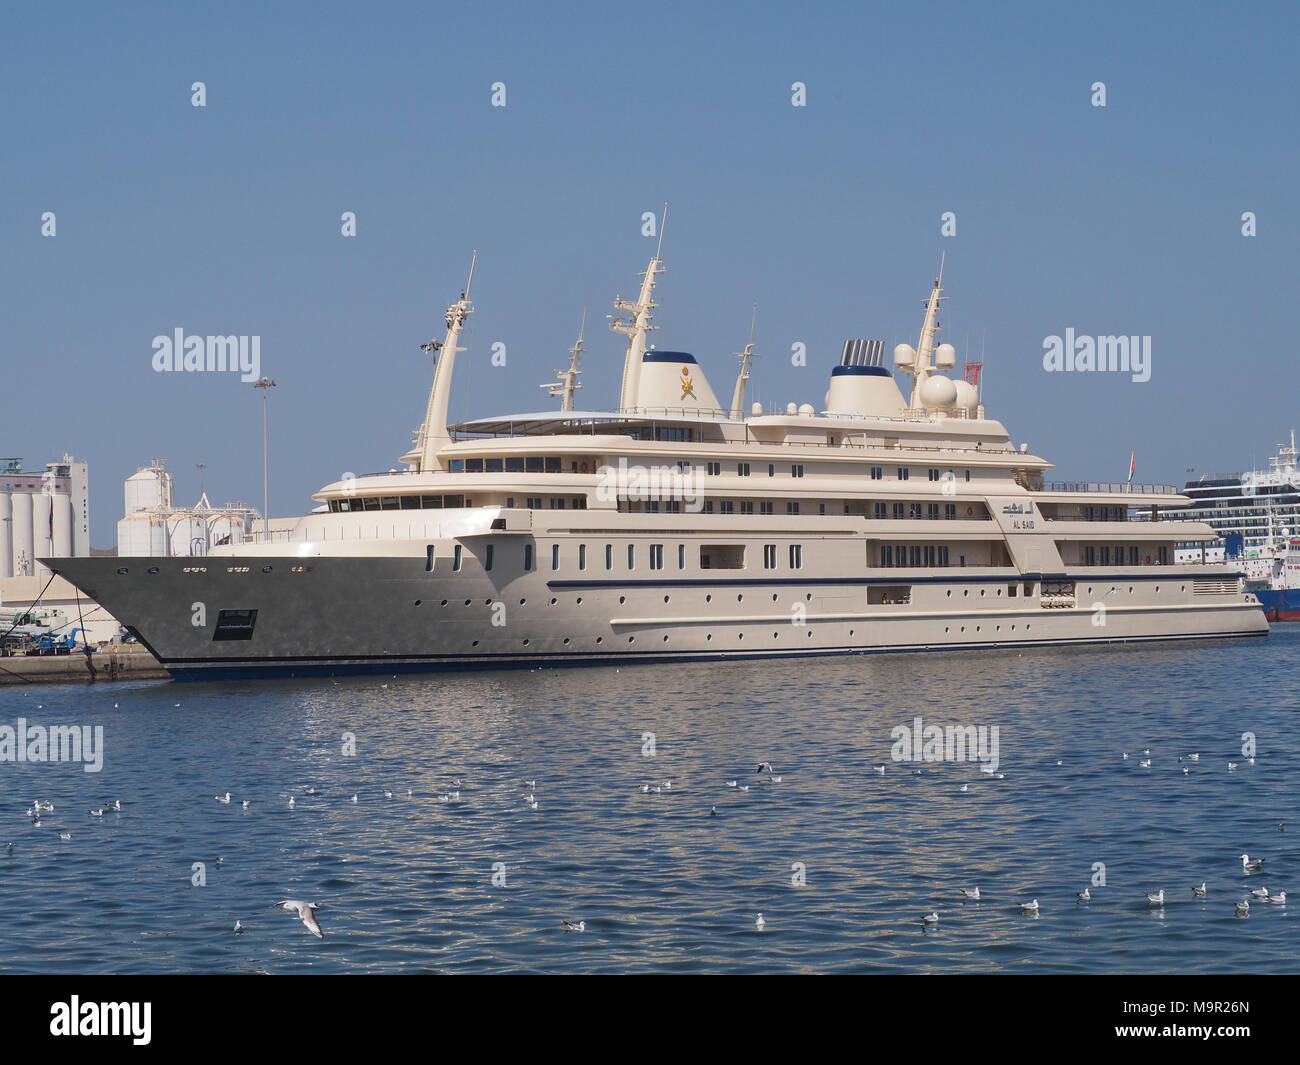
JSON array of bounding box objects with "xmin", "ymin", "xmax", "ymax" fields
[
  {"xmin": 563, "ymin": 638, "xmax": 570, "ymax": 646},
  {"xmin": 522, "ymin": 639, "xmax": 529, "ymax": 646},
  {"xmin": 116, "ymin": 567, "xmax": 128, "ymax": 575},
  {"xmin": 1087, "ymin": 586, "xmax": 1093, "ymax": 594},
  {"xmin": 1026, "ymin": 623, "xmax": 1031, "ymax": 631},
  {"xmin": 596, "ymin": 636, "xmax": 603, "ymax": 644},
  {"xmin": 519, "ymin": 598, "xmax": 526, "ymax": 605},
  {"xmin": 618, "ymin": 596, "xmax": 626, "ymax": 605},
  {"xmin": 464, "ymin": 599, "xmax": 471, "ymax": 606},
  {"xmin": 1128, "ymin": 586, "xmax": 1133, "ymax": 594},
  {"xmin": 773, "ymin": 631, "xmax": 779, "ymax": 639},
  {"xmin": 628, "ymin": 636, "xmax": 635, "ymax": 644},
  {"xmin": 262, "ymin": 565, "xmax": 273, "ymax": 573},
  {"xmin": 484, "ymin": 599, "xmax": 492, "ymax": 606},
  {"xmin": 806, "ymin": 593, "xmax": 812, "ymax": 601},
  {"xmin": 705, "ymin": 594, "xmax": 712, "ymax": 603},
  {"xmin": 946, "ymin": 590, "xmax": 952, "ymax": 598},
  {"xmin": 737, "ymin": 593, "xmax": 744, "ymax": 603},
  {"xmin": 944, "ymin": 626, "xmax": 949, "ymax": 633},
  {"xmin": 147, "ymin": 566, "xmax": 159, "ymax": 574},
  {"xmin": 849, "ymin": 629, "xmax": 855, "ymax": 637},
  {"xmin": 664, "ymin": 595, "xmax": 670, "ymax": 604},
  {"xmin": 963, "ymin": 589, "xmax": 969, "ymax": 597},
  {"xmin": 1011, "ymin": 624, "xmax": 1016, "ymax": 630},
  {"xmin": 738, "ymin": 632, "xmax": 744, "ymax": 640},
  {"xmin": 996, "ymin": 588, "xmax": 1002, "ymax": 596},
  {"xmin": 976, "ymin": 625, "xmax": 981, "ymax": 632},
  {"xmin": 706, "ymin": 633, "xmax": 712, "ymax": 641},
  {"xmin": 960, "ymin": 625, "xmax": 966, "ymax": 633},
  {"xmin": 807, "ymin": 630, "xmax": 813, "ymax": 638},
  {"xmin": 980, "ymin": 589, "xmax": 985, "ymax": 597},
  {"xmin": 551, "ymin": 597, "xmax": 558, "ymax": 605},
  {"xmin": 996, "ymin": 625, "xmax": 1001, "ymax": 632},
  {"xmin": 576, "ymin": 597, "xmax": 583, "ymax": 605},
  {"xmin": 772, "ymin": 593, "xmax": 779, "ymax": 602},
  {"xmin": 662, "ymin": 635, "xmax": 669, "ymax": 643},
  {"xmin": 414, "ymin": 599, "xmax": 423, "ymax": 607},
  {"xmin": 440, "ymin": 599, "xmax": 448, "ymax": 606},
  {"xmin": 472, "ymin": 640, "xmax": 479, "ymax": 647}
]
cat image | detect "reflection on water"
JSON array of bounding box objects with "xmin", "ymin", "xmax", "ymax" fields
[{"xmin": 1, "ymin": 628, "xmax": 1295, "ymax": 973}]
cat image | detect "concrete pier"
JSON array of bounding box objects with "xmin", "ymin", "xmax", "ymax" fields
[{"xmin": 0, "ymin": 646, "xmax": 170, "ymax": 685}]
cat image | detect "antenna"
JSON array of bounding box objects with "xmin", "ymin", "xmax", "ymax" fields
[
  {"xmin": 748, "ymin": 301, "xmax": 758, "ymax": 347},
  {"xmin": 656, "ymin": 203, "xmax": 668, "ymax": 260},
  {"xmin": 464, "ymin": 250, "xmax": 477, "ymax": 301}
]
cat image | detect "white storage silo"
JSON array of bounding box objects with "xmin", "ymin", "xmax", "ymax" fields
[
  {"xmin": 52, "ymin": 493, "xmax": 73, "ymax": 558},
  {"xmin": 32, "ymin": 494, "xmax": 55, "ymax": 575},
  {"xmin": 0, "ymin": 491, "xmax": 11, "ymax": 578},
  {"xmin": 11, "ymin": 490, "xmax": 34, "ymax": 576}
]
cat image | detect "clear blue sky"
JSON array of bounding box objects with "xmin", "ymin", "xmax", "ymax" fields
[{"xmin": 3, "ymin": 1, "xmax": 1296, "ymax": 545}]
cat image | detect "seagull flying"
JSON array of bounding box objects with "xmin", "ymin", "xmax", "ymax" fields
[{"xmin": 278, "ymin": 900, "xmax": 323, "ymax": 938}]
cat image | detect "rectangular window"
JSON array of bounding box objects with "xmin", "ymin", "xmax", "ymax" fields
[
  {"xmin": 628, "ymin": 544, "xmax": 635, "ymax": 569},
  {"xmin": 544, "ymin": 457, "xmax": 562, "ymax": 473},
  {"xmin": 1130, "ymin": 545, "xmax": 1139, "ymax": 565},
  {"xmin": 938, "ymin": 545, "xmax": 949, "ymax": 566},
  {"xmin": 211, "ymin": 608, "xmax": 258, "ymax": 642},
  {"xmin": 760, "ymin": 501, "xmax": 774, "ymax": 515},
  {"xmin": 1100, "ymin": 546, "xmax": 1111, "ymax": 566},
  {"xmin": 526, "ymin": 496, "xmax": 541, "ymax": 510},
  {"xmin": 763, "ymin": 544, "xmax": 778, "ymax": 569},
  {"xmin": 524, "ymin": 543, "xmax": 534, "ymax": 570},
  {"xmin": 550, "ymin": 497, "xmax": 565, "ymax": 510},
  {"xmin": 909, "ymin": 546, "xmax": 921, "ymax": 567},
  {"xmin": 678, "ymin": 544, "xmax": 685, "ymax": 569},
  {"xmin": 604, "ymin": 544, "xmax": 613, "ymax": 570},
  {"xmin": 1158, "ymin": 545, "xmax": 1168, "ymax": 564},
  {"xmin": 874, "ymin": 502, "xmax": 887, "ymax": 520},
  {"xmin": 703, "ymin": 501, "xmax": 714, "ymax": 514},
  {"xmin": 945, "ymin": 503, "xmax": 956, "ymax": 520},
  {"xmin": 928, "ymin": 468, "xmax": 940, "ymax": 481},
  {"xmin": 1084, "ymin": 546, "xmax": 1096, "ymax": 566},
  {"xmin": 649, "ymin": 544, "xmax": 664, "ymax": 570},
  {"xmin": 792, "ymin": 464, "xmax": 804, "ymax": 478},
  {"xmin": 484, "ymin": 544, "xmax": 494, "ymax": 571},
  {"xmin": 453, "ymin": 545, "xmax": 463, "ymax": 572},
  {"xmin": 924, "ymin": 545, "xmax": 936, "ymax": 567},
  {"xmin": 786, "ymin": 502, "xmax": 800, "ymax": 514},
  {"xmin": 707, "ymin": 462, "xmax": 720, "ymax": 476},
  {"xmin": 551, "ymin": 543, "xmax": 560, "ymax": 570},
  {"xmin": 425, "ymin": 545, "xmax": 436, "ymax": 572},
  {"xmin": 927, "ymin": 503, "xmax": 940, "ymax": 520},
  {"xmin": 897, "ymin": 468, "xmax": 909, "ymax": 480},
  {"xmin": 870, "ymin": 466, "xmax": 883, "ymax": 480},
  {"xmin": 485, "ymin": 458, "xmax": 504, "ymax": 473},
  {"xmin": 881, "ymin": 544, "xmax": 893, "ymax": 567},
  {"xmin": 740, "ymin": 501, "xmax": 754, "ymax": 514},
  {"xmin": 768, "ymin": 464, "xmax": 776, "ymax": 477},
  {"xmin": 449, "ymin": 459, "xmax": 465, "ymax": 473},
  {"xmin": 719, "ymin": 500, "xmax": 735, "ymax": 514},
  {"xmin": 789, "ymin": 544, "xmax": 803, "ymax": 569},
  {"xmin": 505, "ymin": 457, "xmax": 524, "ymax": 472},
  {"xmin": 466, "ymin": 458, "xmax": 483, "ymax": 473},
  {"xmin": 578, "ymin": 544, "xmax": 587, "ymax": 571},
  {"xmin": 892, "ymin": 503, "xmax": 905, "ymax": 520},
  {"xmin": 738, "ymin": 463, "xmax": 750, "ymax": 477},
  {"xmin": 525, "ymin": 457, "xmax": 543, "ymax": 472}
]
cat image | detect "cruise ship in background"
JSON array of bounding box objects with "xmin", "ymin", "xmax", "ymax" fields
[
  {"xmin": 45, "ymin": 239, "xmax": 1267, "ymax": 679},
  {"xmin": 1167, "ymin": 433, "xmax": 1300, "ymax": 620}
]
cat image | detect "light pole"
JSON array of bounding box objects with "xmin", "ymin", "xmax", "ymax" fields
[{"xmin": 253, "ymin": 377, "xmax": 276, "ymax": 540}]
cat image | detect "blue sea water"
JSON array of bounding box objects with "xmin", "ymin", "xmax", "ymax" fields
[{"xmin": 1, "ymin": 628, "xmax": 1297, "ymax": 974}]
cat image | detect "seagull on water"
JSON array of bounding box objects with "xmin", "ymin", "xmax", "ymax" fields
[
  {"xmin": 384, "ymin": 790, "xmax": 393, "ymax": 799},
  {"xmin": 5, "ymin": 843, "xmax": 11, "ymax": 854},
  {"xmin": 709, "ymin": 806, "xmax": 717, "ymax": 816},
  {"xmin": 59, "ymin": 833, "xmax": 71, "ymax": 841},
  {"xmin": 1077, "ymin": 888, "xmax": 1091, "ymax": 901},
  {"xmin": 755, "ymin": 914, "xmax": 765, "ymax": 930},
  {"xmin": 756, "ymin": 763, "xmax": 781, "ymax": 782},
  {"xmin": 215, "ymin": 793, "xmax": 231, "ymax": 804},
  {"xmin": 350, "ymin": 794, "xmax": 358, "ymax": 803},
  {"xmin": 737, "ymin": 784, "xmax": 750, "ymax": 791},
  {"xmin": 1188, "ymin": 753, "xmax": 1199, "ymax": 761},
  {"xmin": 524, "ymin": 779, "xmax": 536, "ymax": 789},
  {"xmin": 923, "ymin": 912, "xmax": 940, "ymax": 926},
  {"xmin": 107, "ymin": 800, "xmax": 121, "ymax": 811},
  {"xmin": 90, "ymin": 809, "xmax": 104, "ymax": 817},
  {"xmin": 277, "ymin": 900, "xmax": 323, "ymax": 938},
  {"xmin": 1146, "ymin": 890, "xmax": 1165, "ymax": 905},
  {"xmin": 1240, "ymin": 854, "xmax": 1264, "ymax": 871},
  {"xmin": 562, "ymin": 920, "xmax": 585, "ymax": 932},
  {"xmin": 527, "ymin": 799, "xmax": 539, "ymax": 810},
  {"xmin": 1139, "ymin": 759, "xmax": 1152, "ymax": 768},
  {"xmin": 1267, "ymin": 891, "xmax": 1287, "ymax": 904},
  {"xmin": 959, "ymin": 784, "xmax": 969, "ymax": 793},
  {"xmin": 725, "ymin": 780, "xmax": 738, "ymax": 788},
  {"xmin": 1020, "ymin": 899, "xmax": 1039, "ymax": 914},
  {"xmin": 288, "ymin": 796, "xmax": 296, "ymax": 808},
  {"xmin": 1235, "ymin": 900, "xmax": 1251, "ymax": 916},
  {"xmin": 1228, "ymin": 762, "xmax": 1239, "ymax": 771},
  {"xmin": 1192, "ymin": 883, "xmax": 1207, "ymax": 898},
  {"xmin": 875, "ymin": 765, "xmax": 886, "ymax": 774},
  {"xmin": 242, "ymin": 800, "xmax": 251, "ymax": 809},
  {"xmin": 959, "ymin": 887, "xmax": 980, "ymax": 900},
  {"xmin": 1250, "ymin": 886, "xmax": 1270, "ymax": 899},
  {"xmin": 234, "ymin": 920, "xmax": 244, "ymax": 934}
]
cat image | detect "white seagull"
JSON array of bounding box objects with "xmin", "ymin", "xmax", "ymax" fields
[
  {"xmin": 1250, "ymin": 886, "xmax": 1270, "ymax": 899},
  {"xmin": 1235, "ymin": 900, "xmax": 1251, "ymax": 916},
  {"xmin": 562, "ymin": 920, "xmax": 585, "ymax": 932},
  {"xmin": 1188, "ymin": 753, "xmax": 1199, "ymax": 761},
  {"xmin": 214, "ymin": 793, "xmax": 231, "ymax": 804},
  {"xmin": 960, "ymin": 887, "xmax": 980, "ymax": 900},
  {"xmin": 1139, "ymin": 759, "xmax": 1152, "ymax": 768},
  {"xmin": 278, "ymin": 900, "xmax": 323, "ymax": 938},
  {"xmin": 756, "ymin": 762, "xmax": 781, "ymax": 782},
  {"xmin": 1192, "ymin": 883, "xmax": 1207, "ymax": 898},
  {"xmin": 288, "ymin": 796, "xmax": 295, "ymax": 808},
  {"xmin": 755, "ymin": 914, "xmax": 765, "ymax": 930},
  {"xmin": 89, "ymin": 809, "xmax": 104, "ymax": 817},
  {"xmin": 242, "ymin": 800, "xmax": 251, "ymax": 809},
  {"xmin": 923, "ymin": 912, "xmax": 940, "ymax": 925},
  {"xmin": 1020, "ymin": 899, "xmax": 1039, "ymax": 914},
  {"xmin": 234, "ymin": 920, "xmax": 244, "ymax": 934},
  {"xmin": 959, "ymin": 784, "xmax": 969, "ymax": 793},
  {"xmin": 350, "ymin": 794, "xmax": 358, "ymax": 803},
  {"xmin": 1240, "ymin": 854, "xmax": 1264, "ymax": 871},
  {"xmin": 1228, "ymin": 762, "xmax": 1239, "ymax": 771},
  {"xmin": 874, "ymin": 765, "xmax": 886, "ymax": 774},
  {"xmin": 1077, "ymin": 888, "xmax": 1091, "ymax": 901},
  {"xmin": 1266, "ymin": 891, "xmax": 1287, "ymax": 905},
  {"xmin": 1146, "ymin": 890, "xmax": 1165, "ymax": 905}
]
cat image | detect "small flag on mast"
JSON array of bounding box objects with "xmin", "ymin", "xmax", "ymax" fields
[{"xmin": 1127, "ymin": 451, "xmax": 1136, "ymax": 486}]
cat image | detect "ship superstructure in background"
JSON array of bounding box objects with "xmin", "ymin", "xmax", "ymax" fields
[{"xmin": 47, "ymin": 235, "xmax": 1266, "ymax": 679}]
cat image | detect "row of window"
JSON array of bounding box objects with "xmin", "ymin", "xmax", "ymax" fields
[
  {"xmin": 1082, "ymin": 545, "xmax": 1170, "ymax": 565},
  {"xmin": 441, "ymin": 456, "xmax": 976, "ymax": 483},
  {"xmin": 879, "ymin": 544, "xmax": 955, "ymax": 568}
]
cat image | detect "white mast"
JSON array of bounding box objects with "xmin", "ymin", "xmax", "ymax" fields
[
  {"xmin": 542, "ymin": 309, "xmax": 586, "ymax": 412},
  {"xmin": 403, "ymin": 252, "xmax": 476, "ymax": 472},
  {"xmin": 611, "ymin": 205, "xmax": 666, "ymax": 412},
  {"xmin": 730, "ymin": 303, "xmax": 759, "ymax": 420},
  {"xmin": 908, "ymin": 251, "xmax": 946, "ymax": 410}
]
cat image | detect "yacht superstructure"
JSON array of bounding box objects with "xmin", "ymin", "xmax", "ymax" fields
[{"xmin": 47, "ymin": 241, "xmax": 1267, "ymax": 678}]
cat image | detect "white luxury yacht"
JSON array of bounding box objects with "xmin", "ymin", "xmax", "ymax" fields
[{"xmin": 48, "ymin": 238, "xmax": 1266, "ymax": 678}]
